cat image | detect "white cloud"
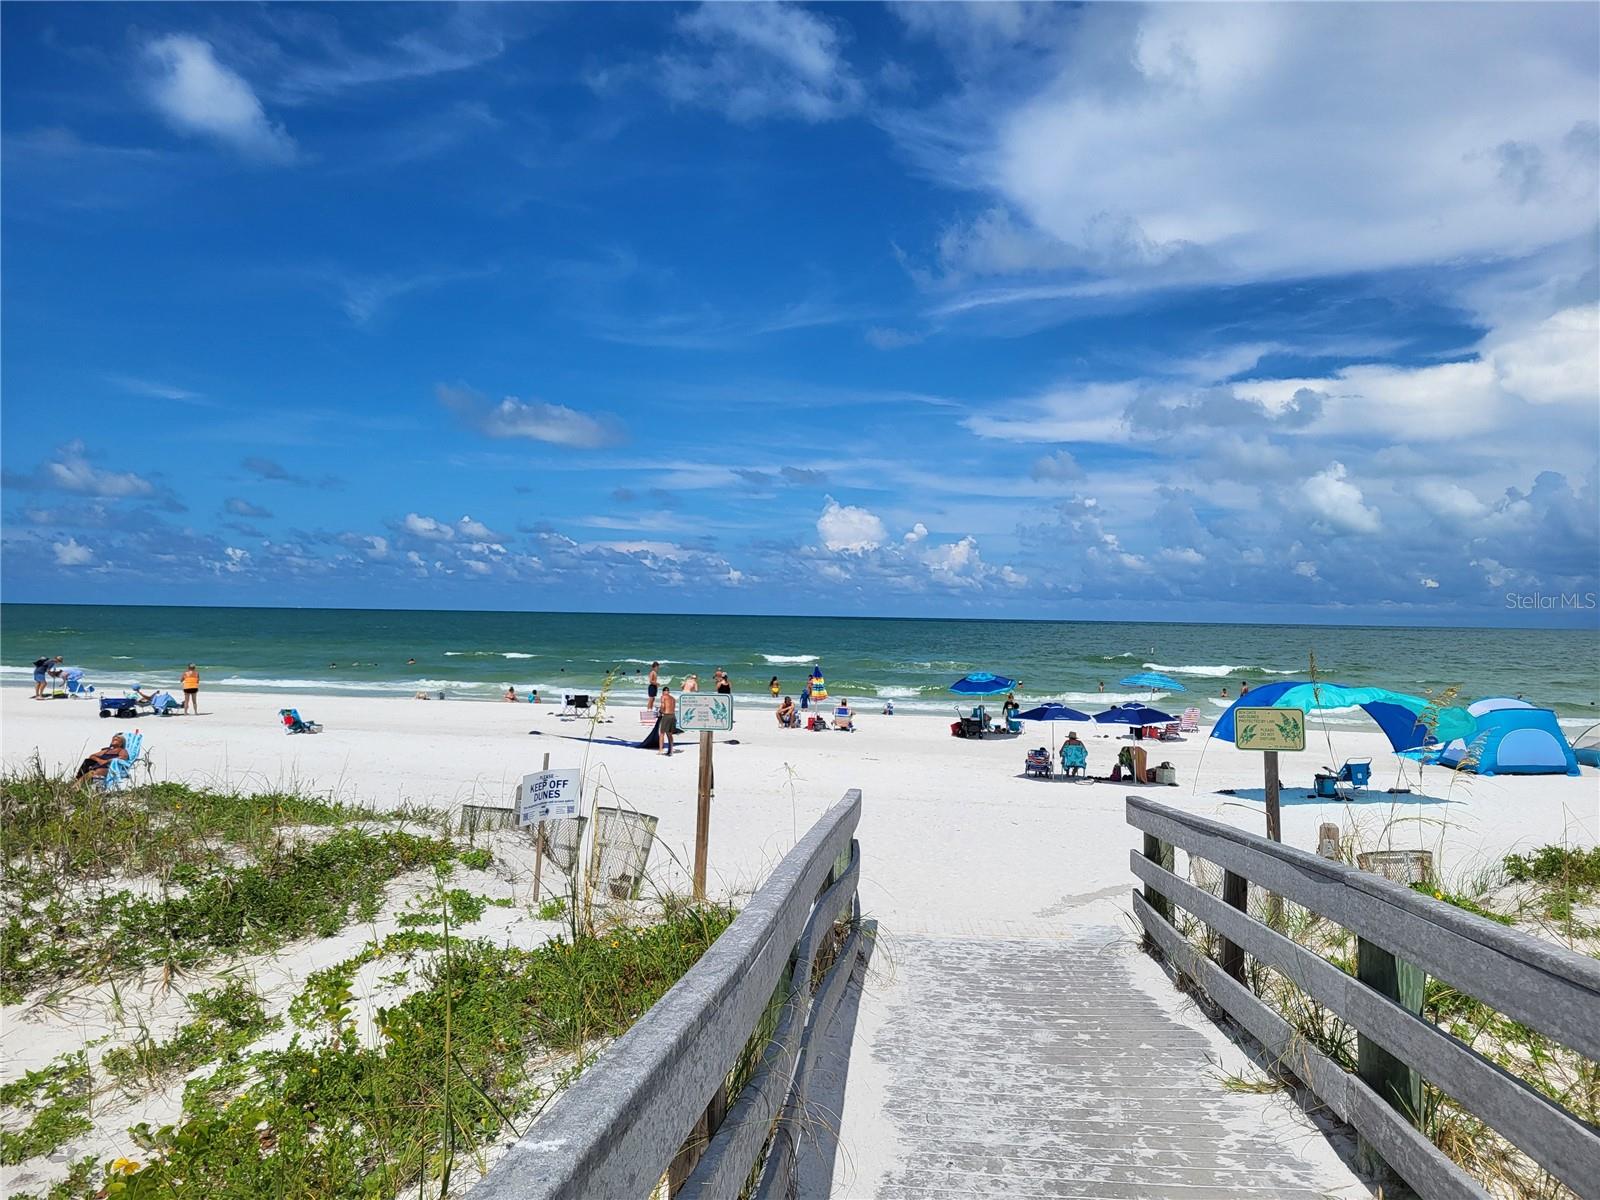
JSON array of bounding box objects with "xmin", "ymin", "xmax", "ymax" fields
[
  {"xmin": 1030, "ymin": 449, "xmax": 1084, "ymax": 481},
  {"xmin": 144, "ymin": 35, "xmax": 296, "ymax": 164},
  {"xmin": 1159, "ymin": 547, "xmax": 1205, "ymax": 565},
  {"xmin": 363, "ymin": 536, "xmax": 389, "ymax": 560},
  {"xmin": 903, "ymin": 521, "xmax": 929, "ymax": 544},
  {"xmin": 44, "ymin": 441, "xmax": 157, "ymax": 498},
  {"xmin": 224, "ymin": 546, "xmax": 251, "ymax": 572},
  {"xmin": 909, "ymin": 5, "xmax": 1598, "ymax": 291},
  {"xmin": 224, "ymin": 497, "xmax": 272, "ymax": 519},
  {"xmin": 660, "ymin": 2, "xmax": 863, "ymax": 122},
  {"xmin": 1304, "ymin": 463, "xmax": 1381, "ymax": 534},
  {"xmin": 1413, "ymin": 481, "xmax": 1488, "ymax": 523},
  {"xmin": 1421, "ymin": 577, "xmax": 1441, "ymax": 589},
  {"xmin": 1485, "ymin": 304, "xmax": 1600, "ymax": 407},
  {"xmin": 52, "ymin": 538, "xmax": 93, "ymax": 566},
  {"xmin": 402, "ymin": 512, "xmax": 455, "ymax": 541},
  {"xmin": 438, "ymin": 384, "xmax": 620, "ymax": 449},
  {"xmin": 457, "ymin": 515, "xmax": 497, "ymax": 540},
  {"xmin": 1293, "ymin": 560, "xmax": 1320, "ymax": 579},
  {"xmin": 818, "ymin": 496, "xmax": 888, "ymax": 552}
]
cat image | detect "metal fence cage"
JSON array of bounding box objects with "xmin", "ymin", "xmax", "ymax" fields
[
  {"xmin": 538, "ymin": 816, "xmax": 588, "ymax": 877},
  {"xmin": 458, "ymin": 804, "xmax": 516, "ymax": 836},
  {"xmin": 590, "ymin": 806, "xmax": 658, "ymax": 901}
]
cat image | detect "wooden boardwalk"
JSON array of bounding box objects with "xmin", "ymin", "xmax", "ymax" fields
[{"xmin": 808, "ymin": 925, "xmax": 1369, "ymax": 1199}]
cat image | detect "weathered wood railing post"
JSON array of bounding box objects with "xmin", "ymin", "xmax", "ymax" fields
[
  {"xmin": 1219, "ymin": 869, "xmax": 1248, "ymax": 984},
  {"xmin": 1142, "ymin": 832, "xmax": 1173, "ymax": 925},
  {"xmin": 1355, "ymin": 936, "xmax": 1426, "ymax": 1173}
]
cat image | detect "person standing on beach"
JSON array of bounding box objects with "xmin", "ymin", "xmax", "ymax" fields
[
  {"xmin": 647, "ymin": 662, "xmax": 660, "ymax": 711},
  {"xmin": 658, "ymin": 684, "xmax": 676, "ymax": 755},
  {"xmin": 181, "ymin": 663, "xmax": 201, "ymax": 714},
  {"xmin": 32, "ymin": 655, "xmax": 62, "ymax": 700},
  {"xmin": 715, "ymin": 669, "xmax": 732, "ymax": 695},
  {"xmin": 684, "ymin": 673, "xmax": 699, "ymax": 693},
  {"xmin": 800, "ymin": 678, "xmax": 811, "ymax": 710},
  {"xmin": 769, "ymin": 675, "xmax": 780, "ymax": 698}
]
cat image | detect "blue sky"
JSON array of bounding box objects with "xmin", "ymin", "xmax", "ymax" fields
[{"xmin": 2, "ymin": 2, "xmax": 1597, "ymax": 625}]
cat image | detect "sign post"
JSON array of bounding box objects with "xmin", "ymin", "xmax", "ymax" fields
[
  {"xmin": 530, "ymin": 753, "xmax": 549, "ymax": 899},
  {"xmin": 1233, "ymin": 707, "xmax": 1305, "ymax": 844},
  {"xmin": 678, "ymin": 694, "xmax": 734, "ymax": 900}
]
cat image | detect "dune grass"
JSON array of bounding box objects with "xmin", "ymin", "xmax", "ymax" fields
[{"xmin": 1, "ymin": 767, "xmax": 738, "ymax": 1200}]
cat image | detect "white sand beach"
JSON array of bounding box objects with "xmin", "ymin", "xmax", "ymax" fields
[
  {"xmin": 3, "ymin": 688, "xmax": 1596, "ymax": 1197},
  {"xmin": 5, "ymin": 687, "xmax": 1596, "ymax": 934}
]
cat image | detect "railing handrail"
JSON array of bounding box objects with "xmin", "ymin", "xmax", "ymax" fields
[
  {"xmin": 1126, "ymin": 794, "xmax": 1600, "ymax": 1057},
  {"xmin": 1126, "ymin": 795, "xmax": 1600, "ymax": 1200},
  {"xmin": 476, "ymin": 789, "xmax": 863, "ymax": 1200}
]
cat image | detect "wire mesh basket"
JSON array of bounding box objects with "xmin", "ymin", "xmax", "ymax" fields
[
  {"xmin": 1357, "ymin": 848, "xmax": 1434, "ymax": 885},
  {"xmin": 537, "ymin": 816, "xmax": 588, "ymax": 877},
  {"xmin": 457, "ymin": 804, "xmax": 516, "ymax": 836},
  {"xmin": 589, "ymin": 806, "xmax": 658, "ymax": 901}
]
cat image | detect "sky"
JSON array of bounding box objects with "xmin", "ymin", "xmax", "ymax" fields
[{"xmin": 2, "ymin": 1, "xmax": 1597, "ymax": 626}]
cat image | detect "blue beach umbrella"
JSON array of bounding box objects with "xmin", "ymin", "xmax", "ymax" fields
[
  {"xmin": 1119, "ymin": 671, "xmax": 1186, "ymax": 693},
  {"xmin": 1018, "ymin": 703, "xmax": 1091, "ymax": 722},
  {"xmin": 1093, "ymin": 702, "xmax": 1176, "ymax": 728},
  {"xmin": 951, "ymin": 672, "xmax": 1018, "ymax": 696},
  {"xmin": 1209, "ymin": 680, "xmax": 1475, "ymax": 752}
]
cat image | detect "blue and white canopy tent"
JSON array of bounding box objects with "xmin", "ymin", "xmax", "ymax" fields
[{"xmin": 1210, "ymin": 680, "xmax": 1475, "ymax": 752}]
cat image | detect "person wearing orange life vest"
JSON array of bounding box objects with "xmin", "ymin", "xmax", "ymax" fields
[{"xmin": 181, "ymin": 663, "xmax": 201, "ymax": 714}]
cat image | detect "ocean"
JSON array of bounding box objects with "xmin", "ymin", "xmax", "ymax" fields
[{"xmin": 4, "ymin": 604, "xmax": 1597, "ymax": 727}]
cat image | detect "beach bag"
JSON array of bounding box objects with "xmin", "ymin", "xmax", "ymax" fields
[{"xmin": 951, "ymin": 721, "xmax": 963, "ymax": 738}]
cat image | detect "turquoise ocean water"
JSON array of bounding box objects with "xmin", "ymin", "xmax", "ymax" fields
[{"xmin": 4, "ymin": 605, "xmax": 1597, "ymax": 727}]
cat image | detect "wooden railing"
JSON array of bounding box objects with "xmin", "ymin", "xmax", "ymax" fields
[
  {"xmin": 474, "ymin": 790, "xmax": 865, "ymax": 1200},
  {"xmin": 1126, "ymin": 795, "xmax": 1600, "ymax": 1200}
]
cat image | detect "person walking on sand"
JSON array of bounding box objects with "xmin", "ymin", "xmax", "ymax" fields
[
  {"xmin": 647, "ymin": 661, "xmax": 660, "ymax": 711},
  {"xmin": 658, "ymin": 684, "xmax": 676, "ymax": 756},
  {"xmin": 181, "ymin": 663, "xmax": 201, "ymax": 714}
]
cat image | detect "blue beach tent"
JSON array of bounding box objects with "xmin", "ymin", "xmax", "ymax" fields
[{"xmin": 1451, "ymin": 708, "xmax": 1580, "ymax": 776}]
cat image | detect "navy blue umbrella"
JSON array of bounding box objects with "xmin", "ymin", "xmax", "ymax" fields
[
  {"xmin": 1018, "ymin": 703, "xmax": 1091, "ymax": 722},
  {"xmin": 951, "ymin": 672, "xmax": 1018, "ymax": 696},
  {"xmin": 1093, "ymin": 702, "xmax": 1175, "ymax": 727}
]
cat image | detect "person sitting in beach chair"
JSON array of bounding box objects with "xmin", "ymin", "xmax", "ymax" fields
[
  {"xmin": 280, "ymin": 708, "xmax": 323, "ymax": 734},
  {"xmin": 832, "ymin": 699, "xmax": 855, "ymax": 731},
  {"xmin": 75, "ymin": 733, "xmax": 129, "ymax": 784},
  {"xmin": 136, "ymin": 687, "xmax": 182, "ymax": 716},
  {"xmin": 1025, "ymin": 747, "xmax": 1053, "ymax": 779},
  {"xmin": 1159, "ymin": 722, "xmax": 1182, "ymax": 741},
  {"xmin": 776, "ymin": 696, "xmax": 798, "ymax": 727},
  {"xmin": 1179, "ymin": 707, "xmax": 1201, "ymax": 733},
  {"xmin": 1060, "ymin": 732, "xmax": 1089, "ymax": 778}
]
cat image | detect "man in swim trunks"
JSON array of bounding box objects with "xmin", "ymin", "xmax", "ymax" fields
[
  {"xmin": 658, "ymin": 684, "xmax": 676, "ymax": 755},
  {"xmin": 181, "ymin": 663, "xmax": 201, "ymax": 714},
  {"xmin": 647, "ymin": 661, "xmax": 660, "ymax": 711}
]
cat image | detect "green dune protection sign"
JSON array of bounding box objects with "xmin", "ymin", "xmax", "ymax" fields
[{"xmin": 1234, "ymin": 707, "xmax": 1306, "ymax": 752}]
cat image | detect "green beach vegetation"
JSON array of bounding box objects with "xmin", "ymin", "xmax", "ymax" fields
[{"xmin": 0, "ymin": 767, "xmax": 734, "ymax": 1200}]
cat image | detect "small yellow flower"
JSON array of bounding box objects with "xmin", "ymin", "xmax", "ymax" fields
[{"xmin": 111, "ymin": 1156, "xmax": 142, "ymax": 1175}]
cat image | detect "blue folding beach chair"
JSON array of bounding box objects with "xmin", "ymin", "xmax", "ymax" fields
[
  {"xmin": 103, "ymin": 732, "xmax": 144, "ymax": 792},
  {"xmin": 280, "ymin": 709, "xmax": 323, "ymax": 734}
]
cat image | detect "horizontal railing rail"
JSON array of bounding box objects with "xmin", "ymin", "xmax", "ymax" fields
[
  {"xmin": 476, "ymin": 789, "xmax": 865, "ymax": 1200},
  {"xmin": 1127, "ymin": 795, "xmax": 1600, "ymax": 1200}
]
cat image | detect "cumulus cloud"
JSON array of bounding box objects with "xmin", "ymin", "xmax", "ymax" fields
[
  {"xmin": 1030, "ymin": 449, "xmax": 1084, "ymax": 481},
  {"xmin": 817, "ymin": 496, "xmax": 888, "ymax": 552},
  {"xmin": 224, "ymin": 497, "xmax": 273, "ymax": 519},
  {"xmin": 438, "ymin": 384, "xmax": 621, "ymax": 449},
  {"xmin": 1304, "ymin": 463, "xmax": 1382, "ymax": 534},
  {"xmin": 52, "ymin": 538, "xmax": 94, "ymax": 566},
  {"xmin": 402, "ymin": 512, "xmax": 455, "ymax": 541},
  {"xmin": 915, "ymin": 4, "xmax": 1599, "ymax": 291},
  {"xmin": 41, "ymin": 441, "xmax": 157, "ymax": 499},
  {"xmin": 144, "ymin": 35, "xmax": 296, "ymax": 164},
  {"xmin": 659, "ymin": 2, "xmax": 864, "ymax": 122}
]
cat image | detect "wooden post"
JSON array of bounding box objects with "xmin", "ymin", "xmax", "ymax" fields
[
  {"xmin": 1219, "ymin": 870, "xmax": 1248, "ymax": 984},
  {"xmin": 531, "ymin": 752, "xmax": 549, "ymax": 901},
  {"xmin": 1141, "ymin": 833, "xmax": 1173, "ymax": 924},
  {"xmin": 693, "ymin": 731, "xmax": 713, "ymax": 901},
  {"xmin": 1356, "ymin": 936, "xmax": 1426, "ymax": 1173},
  {"xmin": 1263, "ymin": 750, "xmax": 1282, "ymax": 843}
]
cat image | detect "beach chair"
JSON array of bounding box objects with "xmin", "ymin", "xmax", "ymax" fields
[
  {"xmin": 832, "ymin": 705, "xmax": 854, "ymax": 731},
  {"xmin": 1159, "ymin": 722, "xmax": 1182, "ymax": 741},
  {"xmin": 1179, "ymin": 707, "xmax": 1201, "ymax": 733},
  {"xmin": 559, "ymin": 694, "xmax": 592, "ymax": 719},
  {"xmin": 1005, "ymin": 712, "xmax": 1023, "ymax": 734},
  {"xmin": 1024, "ymin": 748, "xmax": 1053, "ymax": 779},
  {"xmin": 280, "ymin": 709, "xmax": 323, "ymax": 734},
  {"xmin": 64, "ymin": 669, "xmax": 94, "ymax": 697},
  {"xmin": 102, "ymin": 732, "xmax": 144, "ymax": 792},
  {"xmin": 1335, "ymin": 757, "xmax": 1373, "ymax": 794},
  {"xmin": 1060, "ymin": 741, "xmax": 1088, "ymax": 778}
]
